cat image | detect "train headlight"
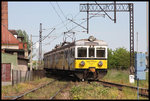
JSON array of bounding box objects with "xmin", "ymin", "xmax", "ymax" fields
[
  {"xmin": 80, "ymin": 61, "xmax": 85, "ymax": 66},
  {"xmin": 98, "ymin": 61, "xmax": 103, "ymax": 66}
]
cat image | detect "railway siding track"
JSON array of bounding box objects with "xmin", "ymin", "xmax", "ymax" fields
[{"xmin": 96, "ymin": 80, "xmax": 149, "ymax": 98}]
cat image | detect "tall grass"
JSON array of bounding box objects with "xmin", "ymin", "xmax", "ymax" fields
[
  {"xmin": 70, "ymin": 81, "xmax": 148, "ymax": 99},
  {"xmin": 102, "ymin": 69, "xmax": 149, "ymax": 88}
]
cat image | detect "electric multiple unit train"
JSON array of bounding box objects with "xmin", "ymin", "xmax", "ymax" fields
[{"xmin": 43, "ymin": 36, "xmax": 108, "ymax": 80}]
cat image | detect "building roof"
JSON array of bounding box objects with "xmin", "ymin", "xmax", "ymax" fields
[
  {"xmin": 1, "ymin": 25, "xmax": 20, "ymax": 44},
  {"xmin": 8, "ymin": 30, "xmax": 18, "ymax": 35}
]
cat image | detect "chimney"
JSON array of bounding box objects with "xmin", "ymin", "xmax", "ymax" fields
[{"xmin": 1, "ymin": 1, "xmax": 8, "ymax": 29}]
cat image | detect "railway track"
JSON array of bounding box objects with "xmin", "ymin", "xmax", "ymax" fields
[
  {"xmin": 11, "ymin": 76, "xmax": 72, "ymax": 100},
  {"xmin": 5, "ymin": 73, "xmax": 148, "ymax": 99},
  {"xmin": 49, "ymin": 83, "xmax": 70, "ymax": 100},
  {"xmin": 12, "ymin": 79, "xmax": 57, "ymax": 100},
  {"xmin": 89, "ymin": 80, "xmax": 149, "ymax": 98}
]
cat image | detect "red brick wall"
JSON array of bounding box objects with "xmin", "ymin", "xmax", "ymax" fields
[
  {"xmin": 1, "ymin": 1, "xmax": 24, "ymax": 50},
  {"xmin": 1, "ymin": 1, "xmax": 8, "ymax": 29}
]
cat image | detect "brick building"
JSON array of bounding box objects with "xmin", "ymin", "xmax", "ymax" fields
[{"xmin": 1, "ymin": 1, "xmax": 31, "ymax": 84}]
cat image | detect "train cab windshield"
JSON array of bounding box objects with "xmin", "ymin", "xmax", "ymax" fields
[
  {"xmin": 89, "ymin": 47, "xmax": 95, "ymax": 57},
  {"xmin": 96, "ymin": 47, "xmax": 105, "ymax": 57},
  {"xmin": 78, "ymin": 47, "xmax": 87, "ymax": 57},
  {"xmin": 77, "ymin": 47, "xmax": 106, "ymax": 58}
]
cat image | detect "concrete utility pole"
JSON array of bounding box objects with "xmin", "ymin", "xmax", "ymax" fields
[
  {"xmin": 30, "ymin": 34, "xmax": 32, "ymax": 71},
  {"xmin": 39, "ymin": 23, "xmax": 42, "ymax": 66},
  {"xmin": 36, "ymin": 60, "xmax": 38, "ymax": 70},
  {"xmin": 146, "ymin": 2, "xmax": 149, "ymax": 68},
  {"xmin": 136, "ymin": 32, "xmax": 138, "ymax": 52}
]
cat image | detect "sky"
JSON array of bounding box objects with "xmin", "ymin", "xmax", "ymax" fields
[{"xmin": 8, "ymin": 1, "xmax": 148, "ymax": 60}]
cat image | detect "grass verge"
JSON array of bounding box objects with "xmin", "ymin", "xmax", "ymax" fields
[{"xmin": 102, "ymin": 69, "xmax": 149, "ymax": 88}]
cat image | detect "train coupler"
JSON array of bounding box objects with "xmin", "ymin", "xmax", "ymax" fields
[{"xmin": 89, "ymin": 67, "xmax": 96, "ymax": 72}]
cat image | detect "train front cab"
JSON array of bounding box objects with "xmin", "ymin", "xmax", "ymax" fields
[{"xmin": 74, "ymin": 46, "xmax": 107, "ymax": 80}]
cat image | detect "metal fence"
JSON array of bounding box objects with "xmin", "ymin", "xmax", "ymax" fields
[{"xmin": 12, "ymin": 70, "xmax": 45, "ymax": 86}]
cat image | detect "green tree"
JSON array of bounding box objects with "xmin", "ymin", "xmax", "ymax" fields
[
  {"xmin": 108, "ymin": 47, "xmax": 130, "ymax": 70},
  {"xmin": 113, "ymin": 47, "xmax": 130, "ymax": 69},
  {"xmin": 16, "ymin": 29, "xmax": 30, "ymax": 50},
  {"xmin": 108, "ymin": 48, "xmax": 116, "ymax": 69}
]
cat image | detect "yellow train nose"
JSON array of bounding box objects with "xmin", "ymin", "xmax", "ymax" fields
[{"xmin": 75, "ymin": 60, "xmax": 107, "ymax": 69}]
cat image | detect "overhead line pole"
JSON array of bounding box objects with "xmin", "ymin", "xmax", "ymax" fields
[
  {"xmin": 114, "ymin": 1, "xmax": 116, "ymax": 23},
  {"xmin": 87, "ymin": 3, "xmax": 89, "ymax": 34},
  {"xmin": 136, "ymin": 32, "xmax": 138, "ymax": 52},
  {"xmin": 129, "ymin": 3, "xmax": 134, "ymax": 75},
  {"xmin": 39, "ymin": 23, "xmax": 42, "ymax": 66},
  {"xmin": 80, "ymin": 2, "xmax": 135, "ymax": 75},
  {"xmin": 146, "ymin": 2, "xmax": 149, "ymax": 68}
]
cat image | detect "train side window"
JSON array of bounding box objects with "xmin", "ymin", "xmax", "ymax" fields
[
  {"xmin": 70, "ymin": 48, "xmax": 75, "ymax": 57},
  {"xmin": 72, "ymin": 48, "xmax": 75, "ymax": 57},
  {"xmin": 78, "ymin": 47, "xmax": 87, "ymax": 58},
  {"xmin": 89, "ymin": 47, "xmax": 95, "ymax": 57},
  {"xmin": 96, "ymin": 47, "xmax": 105, "ymax": 57}
]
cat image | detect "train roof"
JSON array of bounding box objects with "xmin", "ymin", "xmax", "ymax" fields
[
  {"xmin": 75, "ymin": 38, "xmax": 107, "ymax": 46},
  {"xmin": 44, "ymin": 36, "xmax": 107, "ymax": 55}
]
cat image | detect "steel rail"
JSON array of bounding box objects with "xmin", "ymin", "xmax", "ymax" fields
[
  {"xmin": 95, "ymin": 80, "xmax": 149, "ymax": 98},
  {"xmin": 49, "ymin": 83, "xmax": 70, "ymax": 100},
  {"xmin": 49, "ymin": 75, "xmax": 77, "ymax": 100},
  {"xmin": 12, "ymin": 79, "xmax": 57, "ymax": 100}
]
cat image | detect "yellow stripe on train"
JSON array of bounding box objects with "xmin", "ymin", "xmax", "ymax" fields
[{"xmin": 75, "ymin": 59, "xmax": 107, "ymax": 69}]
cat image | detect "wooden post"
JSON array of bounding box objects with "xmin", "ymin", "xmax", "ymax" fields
[
  {"xmin": 20, "ymin": 70, "xmax": 21, "ymax": 83},
  {"xmin": 30, "ymin": 34, "xmax": 32, "ymax": 71},
  {"xmin": 12, "ymin": 70, "xmax": 14, "ymax": 86},
  {"xmin": 24, "ymin": 71, "xmax": 27, "ymax": 82},
  {"xmin": 16, "ymin": 70, "xmax": 18, "ymax": 84}
]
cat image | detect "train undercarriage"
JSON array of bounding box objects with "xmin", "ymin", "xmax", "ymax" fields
[
  {"xmin": 74, "ymin": 69, "xmax": 107, "ymax": 81},
  {"xmin": 44, "ymin": 68, "xmax": 107, "ymax": 81}
]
